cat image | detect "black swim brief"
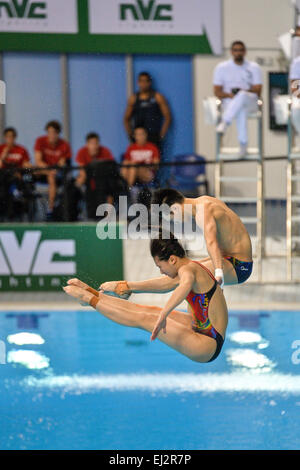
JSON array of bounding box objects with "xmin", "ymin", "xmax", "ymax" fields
[{"xmin": 225, "ymin": 256, "xmax": 253, "ymax": 284}]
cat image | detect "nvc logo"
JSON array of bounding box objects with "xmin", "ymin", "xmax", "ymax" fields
[
  {"xmin": 0, "ymin": 1, "xmax": 47, "ymax": 19},
  {"xmin": 0, "ymin": 231, "xmax": 76, "ymax": 276},
  {"xmin": 120, "ymin": 0, "xmax": 173, "ymax": 21}
]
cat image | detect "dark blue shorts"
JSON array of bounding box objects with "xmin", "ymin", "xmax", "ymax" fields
[{"xmin": 225, "ymin": 256, "xmax": 253, "ymax": 284}]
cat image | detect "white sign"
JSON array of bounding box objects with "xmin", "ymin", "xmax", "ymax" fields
[
  {"xmin": 0, "ymin": 0, "xmax": 78, "ymax": 33},
  {"xmin": 89, "ymin": 0, "xmax": 222, "ymax": 54}
]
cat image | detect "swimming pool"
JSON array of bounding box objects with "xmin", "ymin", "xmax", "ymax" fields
[{"xmin": 0, "ymin": 309, "xmax": 300, "ymax": 450}]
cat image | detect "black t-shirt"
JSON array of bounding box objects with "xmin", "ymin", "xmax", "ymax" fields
[{"xmin": 131, "ymin": 91, "xmax": 163, "ymax": 142}]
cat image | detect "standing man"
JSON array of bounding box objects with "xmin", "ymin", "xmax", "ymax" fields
[
  {"xmin": 124, "ymin": 71, "xmax": 172, "ymax": 149},
  {"xmin": 214, "ymin": 41, "xmax": 263, "ymax": 157},
  {"xmin": 34, "ymin": 120, "xmax": 72, "ymax": 220},
  {"xmin": 152, "ymin": 188, "xmax": 253, "ymax": 289}
]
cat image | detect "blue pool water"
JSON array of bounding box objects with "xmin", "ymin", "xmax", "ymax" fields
[{"xmin": 0, "ymin": 309, "xmax": 300, "ymax": 450}]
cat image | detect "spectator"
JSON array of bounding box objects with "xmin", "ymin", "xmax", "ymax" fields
[
  {"xmin": 0, "ymin": 127, "xmax": 30, "ymax": 170},
  {"xmin": 76, "ymin": 132, "xmax": 117, "ymax": 218},
  {"xmin": 214, "ymin": 41, "xmax": 263, "ymax": 157},
  {"xmin": 290, "ymin": 55, "xmax": 300, "ymax": 134},
  {"xmin": 34, "ymin": 120, "xmax": 72, "ymax": 220},
  {"xmin": 121, "ymin": 126, "xmax": 160, "ymax": 188},
  {"xmin": 75, "ymin": 132, "xmax": 114, "ymax": 189},
  {"xmin": 0, "ymin": 127, "xmax": 32, "ymax": 220},
  {"xmin": 124, "ymin": 71, "xmax": 172, "ymax": 149}
]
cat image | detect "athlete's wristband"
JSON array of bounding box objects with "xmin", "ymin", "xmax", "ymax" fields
[
  {"xmin": 214, "ymin": 269, "xmax": 224, "ymax": 288},
  {"xmin": 215, "ymin": 269, "xmax": 224, "ymax": 278},
  {"xmin": 89, "ymin": 295, "xmax": 99, "ymax": 309}
]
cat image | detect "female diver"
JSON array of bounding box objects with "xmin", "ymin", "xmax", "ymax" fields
[{"xmin": 63, "ymin": 235, "xmax": 228, "ymax": 363}]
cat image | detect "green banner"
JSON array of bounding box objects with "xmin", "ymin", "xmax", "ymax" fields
[
  {"xmin": 0, "ymin": 223, "xmax": 123, "ymax": 291},
  {"xmin": 0, "ymin": 0, "xmax": 221, "ymax": 54}
]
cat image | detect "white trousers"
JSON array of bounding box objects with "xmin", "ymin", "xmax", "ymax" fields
[
  {"xmin": 222, "ymin": 91, "xmax": 258, "ymax": 145},
  {"xmin": 290, "ymin": 98, "xmax": 300, "ymax": 198}
]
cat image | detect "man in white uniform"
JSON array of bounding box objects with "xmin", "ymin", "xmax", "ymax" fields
[
  {"xmin": 290, "ymin": 55, "xmax": 300, "ymax": 222},
  {"xmin": 290, "ymin": 55, "xmax": 300, "ymax": 134},
  {"xmin": 213, "ymin": 41, "xmax": 263, "ymax": 157}
]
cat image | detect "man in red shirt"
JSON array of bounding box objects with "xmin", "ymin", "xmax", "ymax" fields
[
  {"xmin": 122, "ymin": 126, "xmax": 160, "ymax": 188},
  {"xmin": 0, "ymin": 127, "xmax": 30, "ymax": 170},
  {"xmin": 0, "ymin": 127, "xmax": 32, "ymax": 220},
  {"xmin": 75, "ymin": 133, "xmax": 116, "ymax": 217},
  {"xmin": 34, "ymin": 120, "xmax": 72, "ymax": 219},
  {"xmin": 75, "ymin": 132, "xmax": 114, "ymax": 188}
]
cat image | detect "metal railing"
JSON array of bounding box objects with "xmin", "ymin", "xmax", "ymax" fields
[{"xmin": 287, "ymin": 99, "xmax": 300, "ymax": 281}]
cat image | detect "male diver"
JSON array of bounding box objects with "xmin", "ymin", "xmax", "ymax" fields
[{"xmin": 152, "ymin": 189, "xmax": 253, "ymax": 288}]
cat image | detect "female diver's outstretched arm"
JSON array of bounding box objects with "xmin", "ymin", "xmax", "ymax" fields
[
  {"xmin": 101, "ymin": 276, "xmax": 179, "ymax": 294},
  {"xmin": 67, "ymin": 276, "xmax": 179, "ymax": 297}
]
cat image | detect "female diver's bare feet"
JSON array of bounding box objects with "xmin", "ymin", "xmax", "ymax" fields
[
  {"xmin": 67, "ymin": 278, "xmax": 90, "ymax": 290},
  {"xmin": 63, "ymin": 285, "xmax": 93, "ymax": 305},
  {"xmin": 66, "ymin": 279, "xmax": 95, "ymax": 306}
]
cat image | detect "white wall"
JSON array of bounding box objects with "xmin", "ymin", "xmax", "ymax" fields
[{"xmin": 194, "ymin": 0, "xmax": 294, "ymax": 198}]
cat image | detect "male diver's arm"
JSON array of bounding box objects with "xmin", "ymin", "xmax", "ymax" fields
[{"xmin": 203, "ymin": 205, "xmax": 224, "ymax": 287}]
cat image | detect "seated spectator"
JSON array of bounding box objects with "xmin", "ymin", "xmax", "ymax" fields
[
  {"xmin": 121, "ymin": 127, "xmax": 160, "ymax": 189},
  {"xmin": 0, "ymin": 127, "xmax": 33, "ymax": 220},
  {"xmin": 214, "ymin": 41, "xmax": 263, "ymax": 157},
  {"xmin": 34, "ymin": 120, "xmax": 72, "ymax": 220},
  {"xmin": 0, "ymin": 127, "xmax": 30, "ymax": 170},
  {"xmin": 75, "ymin": 132, "xmax": 114, "ymax": 189},
  {"xmin": 76, "ymin": 133, "xmax": 117, "ymax": 218}
]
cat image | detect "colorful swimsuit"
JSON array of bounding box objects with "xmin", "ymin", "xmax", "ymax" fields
[{"xmin": 186, "ymin": 261, "xmax": 224, "ymax": 362}]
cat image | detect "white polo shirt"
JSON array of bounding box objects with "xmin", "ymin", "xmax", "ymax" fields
[
  {"xmin": 213, "ymin": 59, "xmax": 263, "ymax": 94},
  {"xmin": 290, "ymin": 56, "xmax": 300, "ymax": 80}
]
